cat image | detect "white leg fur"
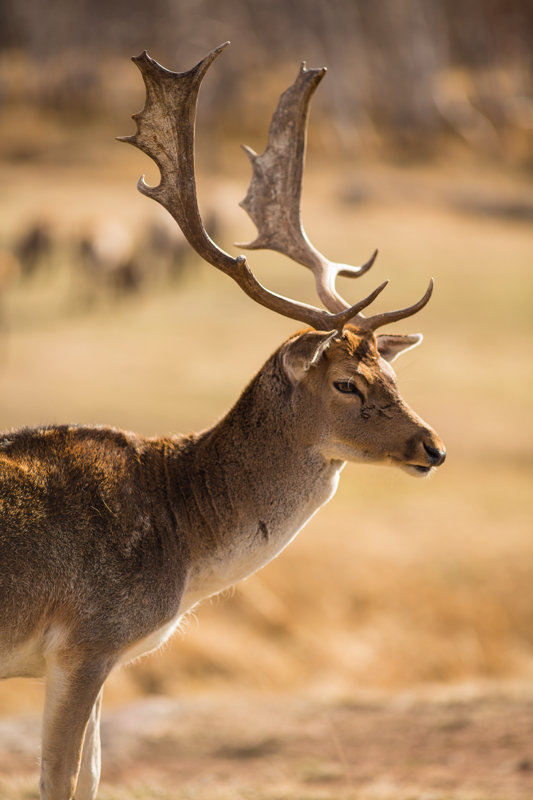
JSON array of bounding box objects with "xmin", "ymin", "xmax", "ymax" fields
[
  {"xmin": 76, "ymin": 689, "xmax": 103, "ymax": 800},
  {"xmin": 40, "ymin": 655, "xmax": 109, "ymax": 800}
]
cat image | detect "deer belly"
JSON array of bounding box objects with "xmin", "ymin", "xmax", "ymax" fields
[
  {"xmin": 0, "ymin": 638, "xmax": 46, "ymax": 678},
  {"xmin": 0, "ymin": 624, "xmax": 69, "ymax": 679},
  {"xmin": 118, "ymin": 614, "xmax": 185, "ymax": 665}
]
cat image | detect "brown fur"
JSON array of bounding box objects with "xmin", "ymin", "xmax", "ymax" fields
[{"xmin": 0, "ymin": 425, "xmax": 189, "ymax": 653}]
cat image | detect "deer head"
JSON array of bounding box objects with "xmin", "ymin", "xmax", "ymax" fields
[
  {"xmin": 279, "ymin": 328, "xmax": 445, "ymax": 475},
  {"xmin": 120, "ymin": 42, "xmax": 445, "ymax": 476}
]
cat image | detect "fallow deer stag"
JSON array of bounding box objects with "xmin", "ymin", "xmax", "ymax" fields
[{"xmin": 0, "ymin": 43, "xmax": 445, "ymax": 800}]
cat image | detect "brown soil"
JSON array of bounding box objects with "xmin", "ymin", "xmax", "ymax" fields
[{"xmin": 1, "ymin": 688, "xmax": 533, "ymax": 799}]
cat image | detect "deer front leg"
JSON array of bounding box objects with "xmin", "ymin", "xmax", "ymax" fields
[
  {"xmin": 76, "ymin": 688, "xmax": 103, "ymax": 800},
  {"xmin": 40, "ymin": 654, "xmax": 111, "ymax": 800}
]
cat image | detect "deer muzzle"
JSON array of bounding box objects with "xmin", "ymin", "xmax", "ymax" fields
[{"xmin": 403, "ymin": 428, "xmax": 446, "ymax": 475}]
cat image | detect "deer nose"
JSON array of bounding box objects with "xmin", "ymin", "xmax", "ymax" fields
[{"xmin": 423, "ymin": 441, "xmax": 446, "ymax": 467}]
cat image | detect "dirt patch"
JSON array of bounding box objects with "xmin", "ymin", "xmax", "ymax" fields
[{"xmin": 1, "ymin": 688, "xmax": 533, "ymax": 799}]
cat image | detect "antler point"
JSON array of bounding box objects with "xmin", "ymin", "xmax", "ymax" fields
[
  {"xmin": 137, "ymin": 174, "xmax": 158, "ymax": 197},
  {"xmin": 241, "ymin": 144, "xmax": 257, "ymax": 161},
  {"xmin": 203, "ymin": 41, "xmax": 231, "ymax": 67},
  {"xmin": 132, "ymin": 51, "xmax": 148, "ymax": 65}
]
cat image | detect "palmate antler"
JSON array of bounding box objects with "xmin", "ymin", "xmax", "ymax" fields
[
  {"xmin": 120, "ymin": 42, "xmax": 432, "ymax": 332},
  {"xmin": 237, "ymin": 62, "xmax": 378, "ymax": 312}
]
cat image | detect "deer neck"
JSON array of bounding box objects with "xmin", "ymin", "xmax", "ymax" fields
[{"xmin": 170, "ymin": 354, "xmax": 344, "ymax": 607}]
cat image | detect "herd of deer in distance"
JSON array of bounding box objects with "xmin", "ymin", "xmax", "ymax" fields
[
  {"xmin": 0, "ymin": 42, "xmax": 447, "ymax": 800},
  {"xmin": 0, "ymin": 212, "xmax": 201, "ymax": 318}
]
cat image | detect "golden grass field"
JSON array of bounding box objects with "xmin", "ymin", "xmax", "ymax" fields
[{"xmin": 0, "ymin": 121, "xmax": 532, "ymax": 797}]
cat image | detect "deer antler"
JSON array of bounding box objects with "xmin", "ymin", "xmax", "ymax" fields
[
  {"xmin": 238, "ymin": 59, "xmax": 433, "ymax": 330},
  {"xmin": 120, "ymin": 43, "xmax": 432, "ymax": 333},
  {"xmin": 237, "ymin": 63, "xmax": 378, "ymax": 313},
  {"xmin": 119, "ymin": 43, "xmax": 382, "ymax": 332}
]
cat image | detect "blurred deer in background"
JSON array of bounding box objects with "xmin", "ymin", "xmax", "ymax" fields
[
  {"xmin": 0, "ymin": 43, "xmax": 445, "ymax": 800},
  {"xmin": 76, "ymin": 219, "xmax": 143, "ymax": 303},
  {"xmin": 0, "ymin": 247, "xmax": 19, "ymax": 349},
  {"xmin": 15, "ymin": 220, "xmax": 54, "ymax": 280},
  {"xmin": 142, "ymin": 217, "xmax": 195, "ymax": 282}
]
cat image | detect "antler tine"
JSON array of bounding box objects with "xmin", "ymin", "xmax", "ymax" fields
[
  {"xmin": 118, "ymin": 43, "xmax": 372, "ymax": 332},
  {"xmin": 237, "ymin": 62, "xmax": 378, "ymax": 315},
  {"xmin": 366, "ymin": 278, "xmax": 434, "ymax": 331}
]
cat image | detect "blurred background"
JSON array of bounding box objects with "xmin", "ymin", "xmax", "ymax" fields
[{"xmin": 0, "ymin": 0, "xmax": 532, "ymax": 714}]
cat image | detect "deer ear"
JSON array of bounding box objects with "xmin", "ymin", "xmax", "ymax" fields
[
  {"xmin": 376, "ymin": 333, "xmax": 423, "ymax": 363},
  {"xmin": 281, "ymin": 331, "xmax": 337, "ymax": 384}
]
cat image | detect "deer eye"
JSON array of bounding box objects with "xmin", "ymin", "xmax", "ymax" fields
[{"xmin": 333, "ymin": 380, "xmax": 364, "ymax": 400}]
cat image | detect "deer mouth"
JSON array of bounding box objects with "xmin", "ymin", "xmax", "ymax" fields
[{"xmin": 403, "ymin": 463, "xmax": 434, "ymax": 477}]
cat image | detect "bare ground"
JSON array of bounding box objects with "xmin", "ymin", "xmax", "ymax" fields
[{"xmin": 1, "ymin": 688, "xmax": 533, "ymax": 799}]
